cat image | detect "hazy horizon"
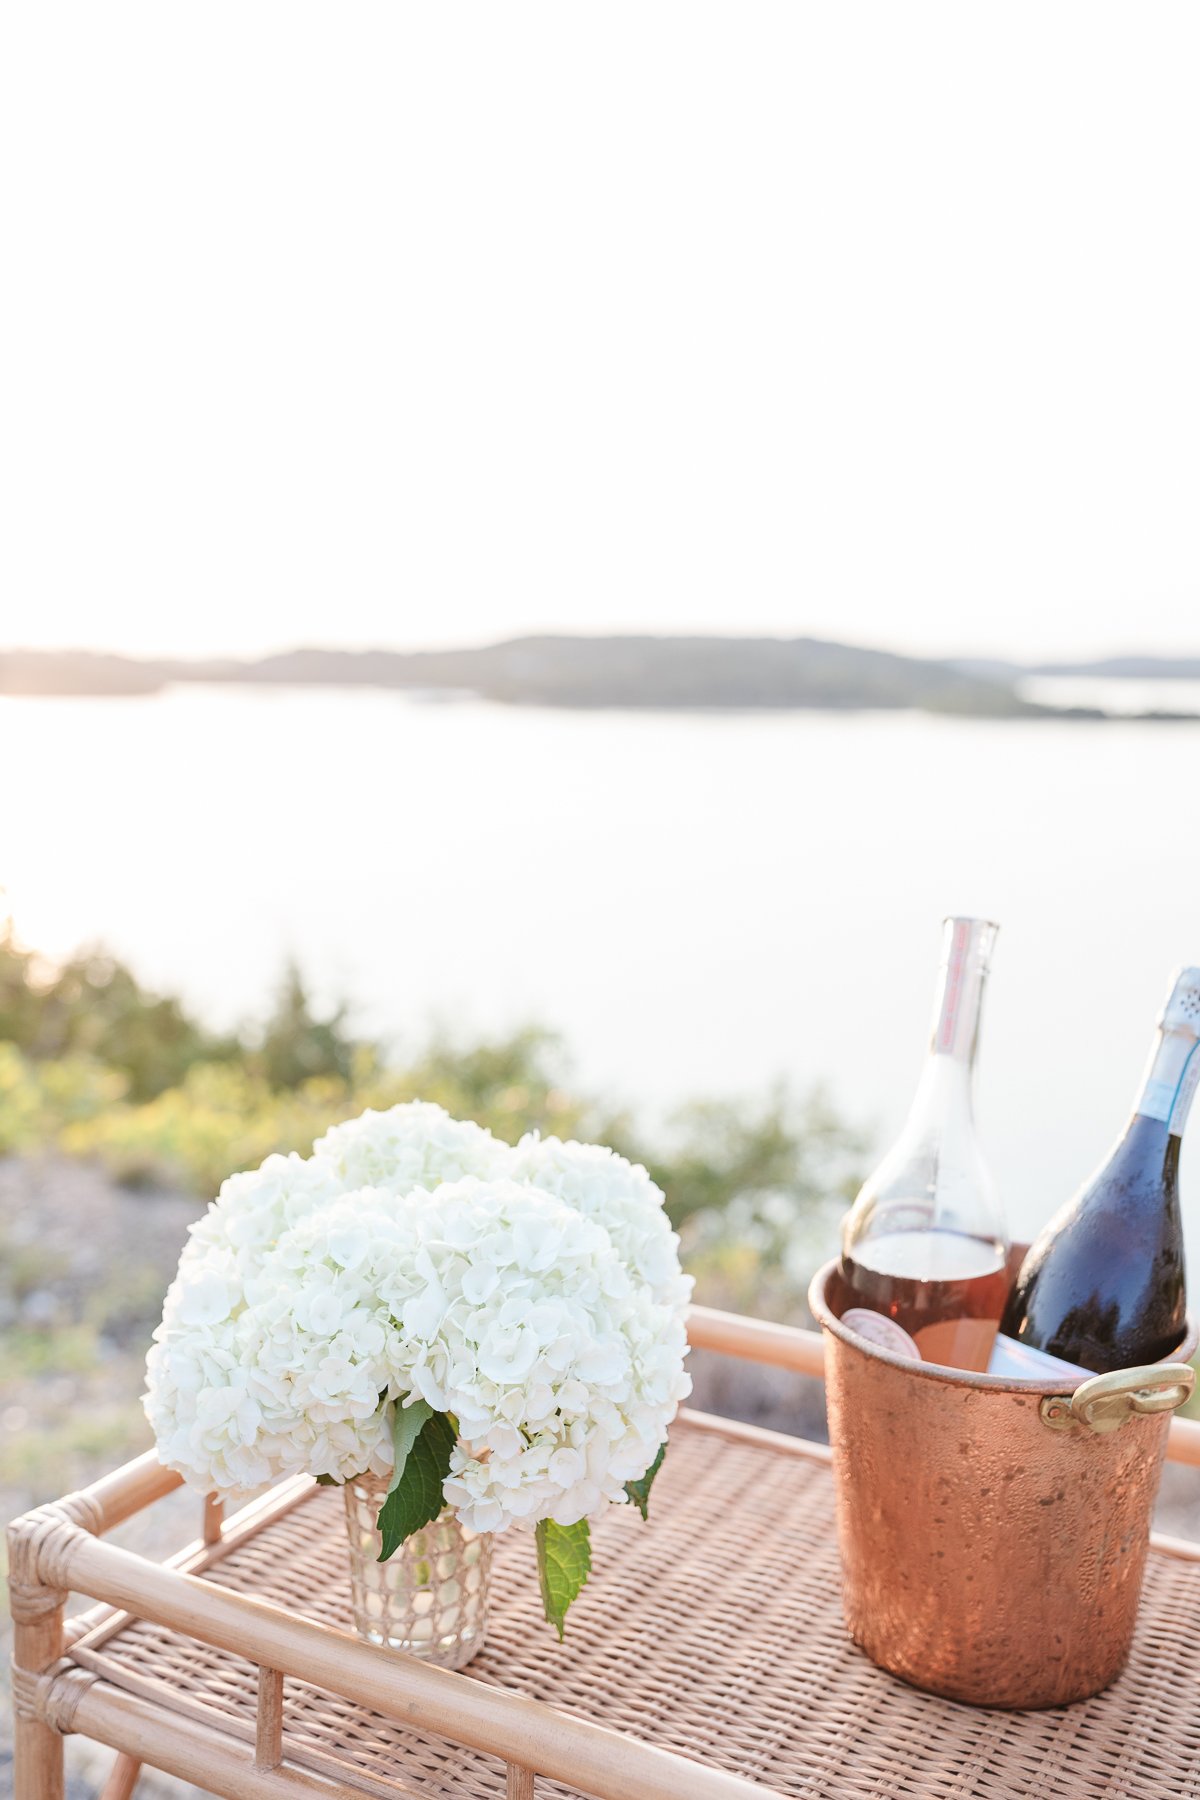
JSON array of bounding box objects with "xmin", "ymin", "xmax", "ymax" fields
[{"xmin": 8, "ymin": 627, "xmax": 1200, "ymax": 667}]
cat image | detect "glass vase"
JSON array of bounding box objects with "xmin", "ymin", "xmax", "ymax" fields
[{"xmin": 341, "ymin": 1472, "xmax": 491, "ymax": 1669}]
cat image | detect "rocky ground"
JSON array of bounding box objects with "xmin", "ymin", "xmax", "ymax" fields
[
  {"xmin": 0, "ymin": 1157, "xmax": 208, "ymax": 1798},
  {"xmin": 2, "ymin": 1155, "xmax": 1199, "ymax": 1797}
]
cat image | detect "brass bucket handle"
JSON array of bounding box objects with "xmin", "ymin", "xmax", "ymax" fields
[{"xmin": 1040, "ymin": 1362, "xmax": 1196, "ymax": 1435}]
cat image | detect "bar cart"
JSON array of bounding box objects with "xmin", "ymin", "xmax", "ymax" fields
[{"xmin": 10, "ymin": 1305, "xmax": 1200, "ymax": 1800}]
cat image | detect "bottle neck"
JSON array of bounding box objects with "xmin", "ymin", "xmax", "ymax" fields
[
  {"xmin": 1134, "ymin": 1028, "xmax": 1200, "ymax": 1139},
  {"xmin": 841, "ymin": 916, "xmax": 1005, "ymax": 1260},
  {"xmin": 928, "ymin": 916, "xmax": 994, "ymax": 1069}
]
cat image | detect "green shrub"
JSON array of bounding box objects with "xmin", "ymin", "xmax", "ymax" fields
[
  {"xmin": 0, "ymin": 1042, "xmax": 126, "ymax": 1154},
  {"xmin": 1, "ymin": 925, "xmax": 865, "ymax": 1275},
  {"xmin": 0, "ymin": 928, "xmax": 236, "ymax": 1100}
]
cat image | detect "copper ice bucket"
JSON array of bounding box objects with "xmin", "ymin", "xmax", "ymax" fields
[{"xmin": 810, "ymin": 1259, "xmax": 1197, "ymax": 1708}]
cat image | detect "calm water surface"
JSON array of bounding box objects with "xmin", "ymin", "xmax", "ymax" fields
[{"xmin": 5, "ymin": 684, "xmax": 1200, "ymax": 1253}]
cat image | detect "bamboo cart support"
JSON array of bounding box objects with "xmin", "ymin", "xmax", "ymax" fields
[{"xmin": 9, "ymin": 1304, "xmax": 1200, "ymax": 1800}]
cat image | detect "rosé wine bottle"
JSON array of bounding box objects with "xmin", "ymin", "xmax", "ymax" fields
[{"xmin": 839, "ymin": 917, "xmax": 1009, "ymax": 1372}]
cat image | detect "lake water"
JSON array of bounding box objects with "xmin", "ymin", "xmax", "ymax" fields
[{"xmin": 5, "ymin": 682, "xmax": 1200, "ymax": 1253}]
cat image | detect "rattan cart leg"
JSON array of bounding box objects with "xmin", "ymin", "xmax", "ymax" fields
[
  {"xmin": 506, "ymin": 1765, "xmax": 535, "ymax": 1800},
  {"xmin": 254, "ymin": 1666, "xmax": 285, "ymax": 1770},
  {"xmin": 99, "ymin": 1752, "xmax": 143, "ymax": 1799},
  {"xmin": 203, "ymin": 1492, "xmax": 224, "ymax": 1544},
  {"xmin": 8, "ymin": 1537, "xmax": 66, "ymax": 1800}
]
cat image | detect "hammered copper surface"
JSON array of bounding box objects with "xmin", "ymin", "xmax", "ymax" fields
[{"xmin": 812, "ymin": 1260, "xmax": 1198, "ymax": 1709}]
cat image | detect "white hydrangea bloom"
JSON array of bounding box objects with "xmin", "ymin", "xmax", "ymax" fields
[
  {"xmin": 145, "ymin": 1152, "xmax": 351, "ymax": 1490},
  {"xmin": 185, "ymin": 1152, "xmax": 343, "ymax": 1280},
  {"xmin": 313, "ymin": 1101, "xmax": 508, "ymax": 1194},
  {"xmin": 507, "ymin": 1132, "xmax": 694, "ymax": 1315},
  {"xmin": 145, "ymin": 1107, "xmax": 692, "ymax": 1533}
]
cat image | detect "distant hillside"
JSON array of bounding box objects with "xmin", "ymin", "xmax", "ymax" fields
[
  {"xmin": 0, "ymin": 636, "xmax": 1058, "ymax": 717},
  {"xmin": 232, "ymin": 635, "xmax": 1061, "ymax": 716},
  {"xmin": 3, "ymin": 634, "xmax": 1196, "ymax": 717}
]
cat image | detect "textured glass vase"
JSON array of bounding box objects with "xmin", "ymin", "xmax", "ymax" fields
[{"xmin": 342, "ymin": 1472, "xmax": 491, "ymax": 1669}]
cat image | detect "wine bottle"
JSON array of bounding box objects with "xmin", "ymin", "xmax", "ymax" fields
[
  {"xmin": 839, "ymin": 916, "xmax": 1009, "ymax": 1371},
  {"xmin": 1001, "ymin": 968, "xmax": 1198, "ymax": 1372}
]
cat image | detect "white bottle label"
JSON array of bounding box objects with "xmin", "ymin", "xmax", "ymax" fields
[
  {"xmin": 1137, "ymin": 1034, "xmax": 1200, "ymax": 1135},
  {"xmin": 841, "ymin": 1308, "xmax": 922, "ymax": 1361},
  {"xmin": 1170, "ymin": 1043, "xmax": 1200, "ymax": 1136},
  {"xmin": 1139, "ymin": 1078, "xmax": 1177, "ymax": 1124}
]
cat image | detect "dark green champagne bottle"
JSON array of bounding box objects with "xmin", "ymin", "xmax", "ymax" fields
[{"xmin": 1001, "ymin": 968, "xmax": 1199, "ymax": 1372}]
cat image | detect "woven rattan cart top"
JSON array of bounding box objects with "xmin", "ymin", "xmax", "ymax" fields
[{"xmin": 10, "ymin": 1305, "xmax": 1200, "ymax": 1800}]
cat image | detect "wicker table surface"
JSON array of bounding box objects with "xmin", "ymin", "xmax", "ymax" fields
[{"xmin": 58, "ymin": 1414, "xmax": 1200, "ymax": 1800}]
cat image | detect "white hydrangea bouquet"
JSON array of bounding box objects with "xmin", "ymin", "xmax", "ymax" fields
[{"xmin": 144, "ymin": 1103, "xmax": 693, "ymax": 1637}]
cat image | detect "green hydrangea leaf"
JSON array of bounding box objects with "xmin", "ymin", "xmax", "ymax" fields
[
  {"xmin": 535, "ymin": 1518, "xmax": 592, "ymax": 1640},
  {"xmin": 388, "ymin": 1398, "xmax": 434, "ymax": 1496},
  {"xmin": 376, "ymin": 1410, "xmax": 455, "ymax": 1560},
  {"xmin": 624, "ymin": 1442, "xmax": 666, "ymax": 1521}
]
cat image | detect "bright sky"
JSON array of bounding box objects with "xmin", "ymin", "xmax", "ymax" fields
[{"xmin": 3, "ymin": 4, "xmax": 1198, "ymax": 663}]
